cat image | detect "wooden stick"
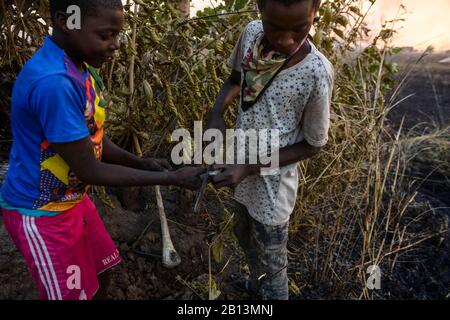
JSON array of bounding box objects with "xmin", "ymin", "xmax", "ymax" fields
[{"xmin": 155, "ymin": 185, "xmax": 181, "ymax": 268}]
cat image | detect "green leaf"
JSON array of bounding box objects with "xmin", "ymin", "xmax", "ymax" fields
[
  {"xmin": 142, "ymin": 80, "xmax": 153, "ymax": 107},
  {"xmin": 288, "ymin": 277, "xmax": 301, "ymax": 296},
  {"xmin": 336, "ymin": 15, "xmax": 349, "ymax": 28},
  {"xmin": 349, "ymin": 6, "xmax": 361, "ymax": 16},
  {"xmin": 209, "ymin": 278, "xmax": 221, "ymax": 300},
  {"xmin": 212, "ymin": 240, "xmax": 224, "ymax": 263},
  {"xmin": 333, "ymin": 28, "xmax": 345, "ymax": 39}
]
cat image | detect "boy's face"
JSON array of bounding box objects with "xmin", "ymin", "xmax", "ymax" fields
[
  {"xmin": 259, "ymin": 0, "xmax": 316, "ymax": 55},
  {"xmin": 61, "ymin": 7, "xmax": 124, "ymax": 68}
]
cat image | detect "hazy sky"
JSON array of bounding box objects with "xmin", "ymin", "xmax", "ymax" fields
[
  {"xmin": 191, "ymin": 0, "xmax": 223, "ymax": 12},
  {"xmin": 191, "ymin": 0, "xmax": 450, "ymax": 51},
  {"xmin": 375, "ymin": 0, "xmax": 450, "ymax": 50}
]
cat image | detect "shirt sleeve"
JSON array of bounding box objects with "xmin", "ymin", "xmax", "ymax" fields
[
  {"xmin": 226, "ymin": 25, "xmax": 248, "ymax": 72},
  {"xmin": 300, "ymin": 64, "xmax": 334, "ymax": 148},
  {"xmin": 29, "ymin": 75, "xmax": 89, "ymax": 143}
]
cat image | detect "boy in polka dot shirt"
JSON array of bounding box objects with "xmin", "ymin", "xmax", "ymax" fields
[{"xmin": 207, "ymin": 0, "xmax": 334, "ymax": 300}]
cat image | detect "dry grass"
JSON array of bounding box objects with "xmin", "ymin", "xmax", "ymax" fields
[{"xmin": 283, "ymin": 56, "xmax": 449, "ymax": 299}]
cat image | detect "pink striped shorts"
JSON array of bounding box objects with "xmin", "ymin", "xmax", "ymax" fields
[{"xmin": 1, "ymin": 195, "xmax": 121, "ymax": 300}]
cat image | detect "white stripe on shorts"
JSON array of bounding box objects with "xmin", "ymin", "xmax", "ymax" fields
[
  {"xmin": 22, "ymin": 216, "xmax": 54, "ymax": 300},
  {"xmin": 29, "ymin": 217, "xmax": 62, "ymax": 300}
]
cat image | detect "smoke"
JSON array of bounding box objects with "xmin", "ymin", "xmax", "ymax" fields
[
  {"xmin": 191, "ymin": 0, "xmax": 223, "ymax": 15},
  {"xmin": 371, "ymin": 0, "xmax": 450, "ymax": 50}
]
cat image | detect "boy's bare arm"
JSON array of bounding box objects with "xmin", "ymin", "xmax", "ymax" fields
[
  {"xmin": 210, "ymin": 69, "xmax": 241, "ymax": 115},
  {"xmin": 212, "ymin": 141, "xmax": 322, "ymax": 189},
  {"xmin": 206, "ymin": 69, "xmax": 241, "ymax": 133},
  {"xmin": 277, "ymin": 140, "xmax": 322, "ymax": 168},
  {"xmin": 101, "ymin": 135, "xmax": 171, "ymax": 171},
  {"xmin": 51, "ymin": 137, "xmax": 204, "ymax": 189}
]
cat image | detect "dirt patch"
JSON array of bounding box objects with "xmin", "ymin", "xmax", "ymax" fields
[
  {"xmin": 0, "ymin": 185, "xmax": 243, "ymax": 300},
  {"xmin": 0, "ymin": 218, "xmax": 39, "ymax": 299},
  {"xmin": 100, "ymin": 187, "xmax": 248, "ymax": 300}
]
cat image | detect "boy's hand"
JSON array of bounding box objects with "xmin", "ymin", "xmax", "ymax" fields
[
  {"xmin": 211, "ymin": 164, "xmax": 258, "ymax": 189},
  {"xmin": 170, "ymin": 166, "xmax": 206, "ymax": 190},
  {"xmin": 141, "ymin": 158, "xmax": 173, "ymax": 172}
]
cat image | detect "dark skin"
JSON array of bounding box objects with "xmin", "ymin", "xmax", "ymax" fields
[
  {"xmin": 50, "ymin": 7, "xmax": 205, "ymax": 299},
  {"xmin": 52, "ymin": 7, "xmax": 122, "ymax": 70},
  {"xmin": 206, "ymin": 0, "xmax": 322, "ymax": 189}
]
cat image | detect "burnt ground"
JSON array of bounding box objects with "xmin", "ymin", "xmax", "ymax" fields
[
  {"xmin": 386, "ymin": 51, "xmax": 450, "ymax": 209},
  {"xmin": 387, "ymin": 51, "xmax": 450, "ymax": 131},
  {"xmin": 381, "ymin": 51, "xmax": 450, "ymax": 299},
  {"xmin": 0, "ymin": 51, "xmax": 449, "ymax": 300}
]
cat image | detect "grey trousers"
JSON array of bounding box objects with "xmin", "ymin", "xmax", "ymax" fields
[{"xmin": 233, "ymin": 201, "xmax": 289, "ymax": 300}]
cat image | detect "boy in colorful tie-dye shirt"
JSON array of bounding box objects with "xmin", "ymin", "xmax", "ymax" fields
[{"xmin": 0, "ymin": 0, "xmax": 204, "ymax": 300}]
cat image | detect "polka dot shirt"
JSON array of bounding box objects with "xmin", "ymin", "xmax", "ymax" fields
[{"xmin": 227, "ymin": 21, "xmax": 334, "ymax": 226}]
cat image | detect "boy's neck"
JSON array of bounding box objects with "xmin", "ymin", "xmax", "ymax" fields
[
  {"xmin": 51, "ymin": 32, "xmax": 85, "ymax": 72},
  {"xmin": 262, "ymin": 37, "xmax": 309, "ymax": 59},
  {"xmin": 262, "ymin": 38, "xmax": 311, "ymax": 70}
]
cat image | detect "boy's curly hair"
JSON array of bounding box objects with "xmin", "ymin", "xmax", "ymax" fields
[
  {"xmin": 49, "ymin": 0, "xmax": 123, "ymax": 23},
  {"xmin": 258, "ymin": 0, "xmax": 322, "ymax": 11}
]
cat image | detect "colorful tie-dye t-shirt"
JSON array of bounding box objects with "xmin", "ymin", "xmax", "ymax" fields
[{"xmin": 0, "ymin": 37, "xmax": 106, "ymax": 214}]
